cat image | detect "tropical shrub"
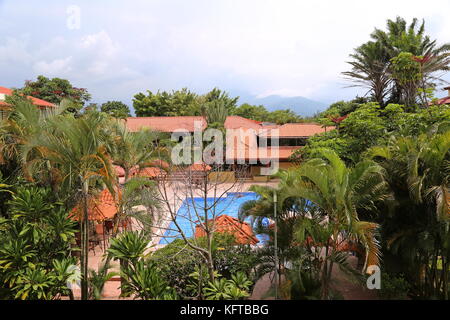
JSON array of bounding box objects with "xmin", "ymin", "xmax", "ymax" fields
[
  {"xmin": 0, "ymin": 186, "xmax": 78, "ymax": 299},
  {"xmin": 151, "ymin": 235, "xmax": 259, "ymax": 298},
  {"xmin": 378, "ymin": 273, "xmax": 410, "ymax": 300},
  {"xmin": 202, "ymin": 272, "xmax": 252, "ymax": 300}
]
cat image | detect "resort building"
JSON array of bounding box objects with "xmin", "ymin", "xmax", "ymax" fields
[
  {"xmin": 0, "ymin": 86, "xmax": 56, "ymax": 120},
  {"xmin": 125, "ymin": 116, "xmax": 328, "ymax": 178}
]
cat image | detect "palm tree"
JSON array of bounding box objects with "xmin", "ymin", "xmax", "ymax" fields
[
  {"xmin": 239, "ymin": 185, "xmax": 309, "ymax": 283},
  {"xmin": 108, "ymin": 120, "xmax": 167, "ymax": 182},
  {"xmin": 343, "ymin": 41, "xmax": 392, "ymax": 106},
  {"xmin": 22, "ymin": 111, "xmax": 117, "ymax": 300},
  {"xmin": 204, "ymin": 100, "xmax": 228, "ymax": 129},
  {"xmin": 368, "ymin": 124, "xmax": 449, "ymax": 299},
  {"xmin": 344, "ymin": 17, "xmax": 450, "ymax": 106},
  {"xmin": 279, "ymin": 149, "xmax": 389, "ymax": 298},
  {"xmin": 0, "ymin": 97, "xmax": 49, "ymax": 178}
]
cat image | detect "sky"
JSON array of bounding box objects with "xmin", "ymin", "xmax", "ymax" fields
[{"xmin": 1, "ymin": 0, "xmax": 449, "ymax": 110}]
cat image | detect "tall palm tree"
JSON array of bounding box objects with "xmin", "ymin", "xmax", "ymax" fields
[
  {"xmin": 344, "ymin": 17, "xmax": 450, "ymax": 106},
  {"xmin": 108, "ymin": 121, "xmax": 167, "ymax": 182},
  {"xmin": 239, "ymin": 185, "xmax": 309, "ymax": 285},
  {"xmin": 22, "ymin": 111, "xmax": 117, "ymax": 300},
  {"xmin": 0, "ymin": 97, "xmax": 50, "ymax": 178},
  {"xmin": 343, "ymin": 41, "xmax": 392, "ymax": 106},
  {"xmin": 280, "ymin": 149, "xmax": 389, "ymax": 298}
]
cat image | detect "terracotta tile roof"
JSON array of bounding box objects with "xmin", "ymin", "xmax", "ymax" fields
[
  {"xmin": 70, "ymin": 188, "xmax": 120, "ymax": 221},
  {"xmin": 130, "ymin": 166, "xmax": 165, "ymax": 178},
  {"xmin": 126, "ymin": 115, "xmax": 263, "ymax": 133},
  {"xmin": 126, "ymin": 116, "xmax": 206, "ymax": 133},
  {"xmin": 0, "ymin": 86, "xmax": 55, "ymax": 108},
  {"xmin": 261, "ymin": 123, "xmax": 328, "ymax": 137},
  {"xmin": 187, "ymin": 162, "xmax": 212, "ymax": 171},
  {"xmin": 195, "ymin": 215, "xmax": 259, "ymax": 245},
  {"xmin": 434, "ymin": 97, "xmax": 450, "ymax": 105},
  {"xmin": 225, "ymin": 116, "xmax": 262, "ymax": 130}
]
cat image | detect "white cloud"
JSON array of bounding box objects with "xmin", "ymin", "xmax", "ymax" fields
[
  {"xmin": 0, "ymin": 0, "xmax": 449, "ymax": 104},
  {"xmin": 33, "ymin": 56, "xmax": 73, "ymax": 75}
]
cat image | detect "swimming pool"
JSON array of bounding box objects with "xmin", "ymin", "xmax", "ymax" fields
[{"xmin": 159, "ymin": 192, "xmax": 269, "ymax": 244}]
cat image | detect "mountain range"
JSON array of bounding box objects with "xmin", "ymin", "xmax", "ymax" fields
[{"xmin": 237, "ymin": 94, "xmax": 329, "ymax": 117}]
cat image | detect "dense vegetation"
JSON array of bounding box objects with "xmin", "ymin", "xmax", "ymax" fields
[
  {"xmin": 133, "ymin": 87, "xmax": 303, "ymax": 124},
  {"xmin": 0, "ymin": 16, "xmax": 448, "ymax": 300}
]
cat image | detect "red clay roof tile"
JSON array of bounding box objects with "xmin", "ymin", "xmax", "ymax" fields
[{"xmin": 0, "ymin": 86, "xmax": 55, "ymax": 108}]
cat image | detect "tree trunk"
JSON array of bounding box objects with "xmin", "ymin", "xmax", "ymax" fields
[
  {"xmin": 81, "ymin": 180, "xmax": 90, "ymax": 300},
  {"xmin": 206, "ymin": 231, "xmax": 215, "ymax": 282}
]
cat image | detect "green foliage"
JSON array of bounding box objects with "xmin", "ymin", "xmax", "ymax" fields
[
  {"xmin": 133, "ymin": 88, "xmax": 201, "ymax": 117},
  {"xmin": 120, "ymin": 259, "xmax": 177, "ymax": 300},
  {"xmin": 205, "ymin": 100, "xmax": 228, "ymax": 128},
  {"xmin": 367, "ymin": 126, "xmax": 450, "ymax": 299},
  {"xmin": 282, "ymin": 265, "xmax": 322, "ymax": 300},
  {"xmin": 378, "ymin": 273, "xmax": 410, "ymax": 300},
  {"xmin": 88, "ymin": 261, "xmax": 118, "ymax": 300},
  {"xmin": 20, "ymin": 75, "xmax": 91, "ymax": 114},
  {"xmin": 108, "ymin": 230, "xmax": 151, "ymax": 265},
  {"xmin": 391, "ymin": 52, "xmax": 421, "ymax": 85},
  {"xmin": 151, "ymin": 239, "xmax": 201, "ymax": 297},
  {"xmin": 0, "ymin": 186, "xmax": 78, "ymax": 299},
  {"xmin": 343, "ymin": 16, "xmax": 450, "ymax": 106},
  {"xmin": 301, "ymin": 103, "xmax": 450, "ymax": 164},
  {"xmin": 232, "ymin": 103, "xmax": 269, "ymax": 121},
  {"xmin": 203, "ymin": 88, "xmax": 239, "ymax": 115},
  {"xmin": 265, "ymin": 109, "xmax": 302, "ymax": 124},
  {"xmin": 151, "ymin": 235, "xmax": 258, "ymax": 298},
  {"xmin": 100, "ymin": 101, "xmax": 131, "ymax": 119},
  {"xmin": 202, "ymin": 272, "xmax": 252, "ymax": 300},
  {"xmin": 232, "ymin": 103, "xmax": 302, "ymax": 124}
]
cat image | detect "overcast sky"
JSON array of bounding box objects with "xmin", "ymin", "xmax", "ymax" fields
[{"xmin": 1, "ymin": 0, "xmax": 449, "ymax": 108}]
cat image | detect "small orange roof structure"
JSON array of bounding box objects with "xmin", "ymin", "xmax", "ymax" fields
[
  {"xmin": 147, "ymin": 159, "xmax": 170, "ymax": 169},
  {"xmin": 187, "ymin": 162, "xmax": 212, "ymax": 172},
  {"xmin": 0, "ymin": 86, "xmax": 55, "ymax": 109},
  {"xmin": 195, "ymin": 215, "xmax": 259, "ymax": 245},
  {"xmin": 70, "ymin": 188, "xmax": 120, "ymax": 221}
]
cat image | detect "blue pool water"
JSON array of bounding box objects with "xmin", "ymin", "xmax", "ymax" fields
[{"xmin": 159, "ymin": 192, "xmax": 269, "ymax": 245}]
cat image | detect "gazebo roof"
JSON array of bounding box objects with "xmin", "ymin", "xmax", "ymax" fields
[
  {"xmin": 70, "ymin": 188, "xmax": 120, "ymax": 221},
  {"xmin": 195, "ymin": 215, "xmax": 259, "ymax": 245}
]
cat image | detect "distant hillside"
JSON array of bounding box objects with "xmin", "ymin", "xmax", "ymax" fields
[{"xmin": 239, "ymin": 94, "xmax": 328, "ymax": 117}]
